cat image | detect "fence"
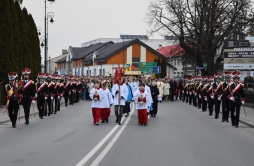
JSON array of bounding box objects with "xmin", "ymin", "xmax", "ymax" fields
[{"xmin": 244, "ymin": 90, "xmax": 254, "ymax": 104}]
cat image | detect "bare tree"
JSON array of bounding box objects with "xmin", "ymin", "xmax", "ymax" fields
[{"xmin": 146, "ymin": 0, "xmax": 253, "ymax": 75}]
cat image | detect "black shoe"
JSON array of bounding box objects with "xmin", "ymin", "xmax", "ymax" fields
[
  {"xmin": 226, "ymin": 120, "xmax": 229, "ymax": 122},
  {"xmin": 12, "ymin": 124, "xmax": 16, "ymax": 128},
  {"xmin": 65, "ymin": 103, "xmax": 68, "ymax": 107},
  {"xmin": 235, "ymin": 125, "xmax": 238, "ymax": 128},
  {"xmin": 105, "ymin": 119, "xmax": 109, "ymax": 123},
  {"xmin": 40, "ymin": 116, "xmax": 43, "ymax": 119},
  {"xmin": 221, "ymin": 120, "xmax": 225, "ymax": 122},
  {"xmin": 232, "ymin": 123, "xmax": 235, "ymax": 126},
  {"xmin": 215, "ymin": 117, "xmax": 218, "ymax": 119},
  {"xmin": 154, "ymin": 115, "xmax": 156, "ymax": 117},
  {"xmin": 101, "ymin": 120, "xmax": 105, "ymax": 123},
  {"xmin": 115, "ymin": 119, "xmax": 118, "ymax": 123},
  {"xmin": 24, "ymin": 120, "xmax": 29, "ymax": 125},
  {"xmin": 48, "ymin": 113, "xmax": 51, "ymax": 116},
  {"xmin": 95, "ymin": 123, "xmax": 99, "ymax": 125},
  {"xmin": 144, "ymin": 123, "xmax": 147, "ymax": 126},
  {"xmin": 118, "ymin": 122, "xmax": 122, "ymax": 125},
  {"xmin": 54, "ymin": 112, "xmax": 57, "ymax": 114},
  {"xmin": 44, "ymin": 114, "xmax": 47, "ymax": 116}
]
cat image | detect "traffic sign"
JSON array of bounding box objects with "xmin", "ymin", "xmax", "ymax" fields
[
  {"xmin": 152, "ymin": 66, "xmax": 161, "ymax": 74},
  {"xmin": 138, "ymin": 62, "xmax": 157, "ymax": 73}
]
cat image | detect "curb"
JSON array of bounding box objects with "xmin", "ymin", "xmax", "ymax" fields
[
  {"xmin": 239, "ymin": 119, "xmax": 254, "ymax": 128},
  {"xmin": 219, "ymin": 110, "xmax": 254, "ymax": 128},
  {"xmin": 0, "ymin": 102, "xmax": 65, "ymax": 125}
]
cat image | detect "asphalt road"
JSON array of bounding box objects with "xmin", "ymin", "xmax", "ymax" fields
[{"xmin": 0, "ymin": 100, "xmax": 254, "ymax": 166}]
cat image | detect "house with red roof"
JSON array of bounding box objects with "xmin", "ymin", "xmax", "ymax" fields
[{"xmin": 157, "ymin": 44, "xmax": 194, "ymax": 77}]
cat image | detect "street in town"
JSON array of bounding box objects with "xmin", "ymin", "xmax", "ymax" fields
[{"xmin": 0, "ymin": 101, "xmax": 254, "ymax": 166}]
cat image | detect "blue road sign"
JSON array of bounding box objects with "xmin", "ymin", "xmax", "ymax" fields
[{"xmin": 152, "ymin": 66, "xmax": 161, "ymax": 74}]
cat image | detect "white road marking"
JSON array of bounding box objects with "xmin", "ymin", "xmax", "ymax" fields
[
  {"xmin": 90, "ymin": 104, "xmax": 135, "ymax": 166},
  {"xmin": 75, "ymin": 105, "xmax": 132, "ymax": 166}
]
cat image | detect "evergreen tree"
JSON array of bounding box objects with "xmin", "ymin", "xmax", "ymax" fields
[
  {"xmin": 0, "ymin": 0, "xmax": 14, "ymax": 84},
  {"xmin": 28, "ymin": 14, "xmax": 41, "ymax": 80}
]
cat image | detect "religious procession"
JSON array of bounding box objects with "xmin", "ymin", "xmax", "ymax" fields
[{"xmin": 4, "ymin": 66, "xmax": 245, "ymax": 129}]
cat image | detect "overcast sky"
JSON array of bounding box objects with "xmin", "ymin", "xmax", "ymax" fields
[{"xmin": 21, "ymin": 0, "xmax": 161, "ymax": 64}]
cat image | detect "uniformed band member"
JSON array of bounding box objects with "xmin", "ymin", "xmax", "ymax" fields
[
  {"xmin": 35, "ymin": 72, "xmax": 48, "ymax": 119},
  {"xmin": 212, "ymin": 73, "xmax": 222, "ymax": 119},
  {"xmin": 221, "ymin": 72, "xmax": 231, "ymax": 122},
  {"xmin": 55, "ymin": 75, "xmax": 63, "ymax": 112},
  {"xmin": 51, "ymin": 74, "xmax": 61, "ymax": 114},
  {"xmin": 192, "ymin": 76, "xmax": 199, "ymax": 107},
  {"xmin": 207, "ymin": 76, "xmax": 214, "ymax": 116},
  {"xmin": 200, "ymin": 76, "xmax": 208, "ymax": 112},
  {"xmin": 188, "ymin": 78, "xmax": 193, "ymax": 105},
  {"xmin": 63, "ymin": 75, "xmax": 70, "ymax": 107},
  {"xmin": 227, "ymin": 71, "xmax": 245, "ymax": 128},
  {"xmin": 69, "ymin": 76, "xmax": 75, "ymax": 105},
  {"xmin": 196, "ymin": 76, "xmax": 202, "ymax": 109},
  {"xmin": 45, "ymin": 73, "xmax": 55, "ymax": 116},
  {"xmin": 182, "ymin": 78, "xmax": 188, "ymax": 103},
  {"xmin": 19, "ymin": 68, "xmax": 36, "ymax": 125},
  {"xmin": 5, "ymin": 72, "xmax": 23, "ymax": 128}
]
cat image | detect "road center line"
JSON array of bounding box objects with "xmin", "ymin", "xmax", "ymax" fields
[
  {"xmin": 90, "ymin": 104, "xmax": 135, "ymax": 166},
  {"xmin": 75, "ymin": 107, "xmax": 129, "ymax": 166}
]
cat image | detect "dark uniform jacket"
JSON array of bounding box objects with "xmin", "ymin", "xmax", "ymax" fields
[
  {"xmin": 35, "ymin": 82, "xmax": 49, "ymax": 100},
  {"xmin": 227, "ymin": 83, "xmax": 245, "ymax": 105},
  {"xmin": 21, "ymin": 80, "xmax": 35, "ymax": 102}
]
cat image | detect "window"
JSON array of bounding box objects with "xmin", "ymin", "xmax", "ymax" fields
[
  {"xmin": 86, "ymin": 70, "xmax": 88, "ymax": 76},
  {"xmin": 132, "ymin": 57, "xmax": 140, "ymax": 68},
  {"xmin": 89, "ymin": 70, "xmax": 91, "ymax": 76},
  {"xmin": 99, "ymin": 69, "xmax": 102, "ymax": 75},
  {"xmin": 177, "ymin": 59, "xmax": 180, "ymax": 66},
  {"xmin": 103, "ymin": 69, "xmax": 105, "ymax": 76},
  {"xmin": 174, "ymin": 59, "xmax": 176, "ymax": 66}
]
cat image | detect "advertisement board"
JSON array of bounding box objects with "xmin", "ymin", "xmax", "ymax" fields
[{"xmin": 224, "ymin": 50, "xmax": 254, "ymax": 69}]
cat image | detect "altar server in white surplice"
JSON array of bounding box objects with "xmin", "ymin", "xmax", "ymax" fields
[
  {"xmin": 100, "ymin": 82, "xmax": 114, "ymax": 123},
  {"xmin": 111, "ymin": 78, "xmax": 128, "ymax": 125},
  {"xmin": 134, "ymin": 83, "xmax": 150, "ymax": 126},
  {"xmin": 89, "ymin": 81, "xmax": 103, "ymax": 125}
]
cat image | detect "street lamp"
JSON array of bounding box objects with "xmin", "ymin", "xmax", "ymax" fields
[
  {"xmin": 40, "ymin": 36, "xmax": 45, "ymax": 48},
  {"xmin": 37, "ymin": 27, "xmax": 42, "ymax": 36},
  {"xmin": 43, "ymin": 0, "xmax": 55, "ymax": 73}
]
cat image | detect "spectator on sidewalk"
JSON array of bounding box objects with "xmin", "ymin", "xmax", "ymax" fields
[
  {"xmin": 80, "ymin": 79, "xmax": 88, "ymax": 100},
  {"xmin": 87, "ymin": 80, "xmax": 94, "ymax": 100},
  {"xmin": 169, "ymin": 78, "xmax": 177, "ymax": 101},
  {"xmin": 244, "ymin": 71, "xmax": 254, "ymax": 90},
  {"xmin": 163, "ymin": 79, "xmax": 170, "ymax": 101}
]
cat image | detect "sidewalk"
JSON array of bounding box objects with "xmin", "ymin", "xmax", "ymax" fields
[
  {"xmin": 0, "ymin": 102, "xmax": 65, "ymax": 124},
  {"xmin": 238, "ymin": 105, "xmax": 254, "ymax": 127}
]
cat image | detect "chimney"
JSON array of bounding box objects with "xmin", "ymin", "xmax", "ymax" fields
[{"xmin": 158, "ymin": 44, "xmax": 162, "ymax": 50}]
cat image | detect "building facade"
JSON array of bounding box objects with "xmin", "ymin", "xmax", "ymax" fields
[{"xmin": 56, "ymin": 39, "xmax": 165, "ymax": 76}]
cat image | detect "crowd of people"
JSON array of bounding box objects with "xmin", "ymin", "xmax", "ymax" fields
[{"xmin": 4, "ymin": 67, "xmax": 246, "ymax": 129}]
